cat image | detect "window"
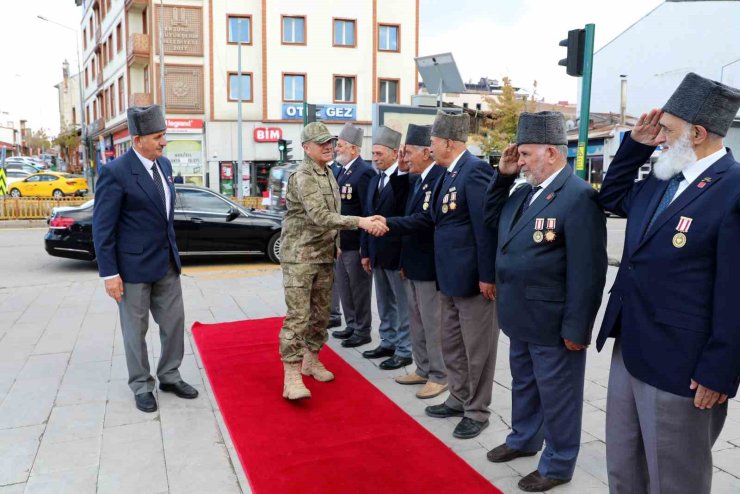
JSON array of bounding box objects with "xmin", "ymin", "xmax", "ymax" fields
[
  {"xmin": 378, "ymin": 79, "xmax": 399, "ymax": 104},
  {"xmin": 144, "ymin": 65, "xmax": 150, "ymax": 93},
  {"xmin": 378, "ymin": 24, "xmax": 399, "ymax": 52},
  {"xmin": 333, "ymin": 19, "xmax": 355, "ymax": 47},
  {"xmin": 282, "ymin": 16, "xmax": 305, "ymax": 44},
  {"xmin": 108, "ymin": 35, "xmax": 114, "ymax": 61},
  {"xmin": 109, "ymin": 86, "xmax": 116, "ymax": 117},
  {"xmin": 101, "ymin": 42, "xmax": 106, "ymax": 66},
  {"xmin": 228, "ymin": 73, "xmax": 253, "ymax": 101},
  {"xmin": 89, "ymin": 17, "xmax": 93, "ymax": 38},
  {"xmin": 283, "ymin": 74, "xmax": 305, "ymax": 102},
  {"xmin": 227, "ymin": 15, "xmax": 251, "ymax": 44},
  {"xmin": 85, "ymin": 67, "xmax": 89, "ymax": 87},
  {"xmin": 72, "ymin": 107, "xmax": 77, "ymax": 127},
  {"xmin": 116, "ymin": 23, "xmax": 122, "ymax": 52},
  {"xmin": 86, "ymin": 106, "xmax": 90, "ymax": 124},
  {"xmin": 118, "ymin": 76, "xmax": 124, "ymax": 113},
  {"xmin": 334, "ymin": 76, "xmax": 355, "ymax": 103},
  {"xmin": 178, "ymin": 189, "xmax": 232, "ymax": 214},
  {"xmin": 142, "ymin": 8, "xmax": 148, "ymax": 35},
  {"xmin": 83, "ymin": 27, "xmax": 87, "ymax": 50},
  {"xmin": 93, "ymin": 100, "xmax": 97, "ymax": 120},
  {"xmin": 91, "ymin": 60, "xmax": 95, "ymax": 79}
]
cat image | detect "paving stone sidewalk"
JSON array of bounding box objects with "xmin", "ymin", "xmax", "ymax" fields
[{"xmin": 0, "ymin": 263, "xmax": 738, "ymax": 493}]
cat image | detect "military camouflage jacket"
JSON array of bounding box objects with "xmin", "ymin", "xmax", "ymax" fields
[{"xmin": 279, "ymin": 156, "xmax": 360, "ymax": 264}]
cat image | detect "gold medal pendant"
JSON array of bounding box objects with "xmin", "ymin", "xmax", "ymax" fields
[
  {"xmin": 545, "ymin": 230, "xmax": 556, "ymax": 242},
  {"xmin": 449, "ymin": 202, "xmax": 457, "ymax": 211},
  {"xmin": 347, "ymin": 194, "xmax": 352, "ymax": 200},
  {"xmin": 672, "ymin": 232, "xmax": 687, "ymax": 248},
  {"xmin": 423, "ymin": 202, "xmax": 429, "ymax": 211},
  {"xmin": 442, "ymin": 204, "xmax": 449, "ymax": 214},
  {"xmin": 533, "ymin": 231, "xmax": 544, "ymax": 243}
]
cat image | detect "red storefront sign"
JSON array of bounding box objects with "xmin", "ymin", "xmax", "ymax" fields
[
  {"xmin": 253, "ymin": 127, "xmax": 283, "ymax": 142},
  {"xmin": 166, "ymin": 119, "xmax": 203, "ymax": 133}
]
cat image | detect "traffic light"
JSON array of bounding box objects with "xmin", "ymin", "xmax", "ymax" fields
[
  {"xmin": 305, "ymin": 104, "xmax": 317, "ymax": 125},
  {"xmin": 559, "ymin": 29, "xmax": 585, "ymax": 77},
  {"xmin": 277, "ymin": 139, "xmax": 293, "ymax": 162}
]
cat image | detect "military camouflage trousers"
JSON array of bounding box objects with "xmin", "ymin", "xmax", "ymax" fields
[{"xmin": 279, "ymin": 262, "xmax": 335, "ymax": 363}]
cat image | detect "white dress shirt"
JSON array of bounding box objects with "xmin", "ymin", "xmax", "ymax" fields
[
  {"xmin": 446, "ymin": 151, "xmax": 466, "ymax": 175},
  {"xmin": 671, "ymin": 148, "xmax": 726, "ymax": 203},
  {"xmin": 133, "ymin": 148, "xmax": 171, "ymax": 217},
  {"xmin": 530, "ymin": 165, "xmax": 567, "ymax": 204}
]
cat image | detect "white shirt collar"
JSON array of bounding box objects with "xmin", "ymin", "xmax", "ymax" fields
[
  {"xmin": 446, "ymin": 150, "xmax": 466, "ymax": 174},
  {"xmin": 681, "ymin": 148, "xmax": 727, "ymax": 184},
  {"xmin": 420, "ymin": 162, "xmax": 435, "ymax": 181},
  {"xmin": 536, "ymin": 165, "xmax": 566, "ymax": 191},
  {"xmin": 344, "ymin": 156, "xmax": 358, "ymax": 171},
  {"xmin": 381, "ymin": 162, "xmax": 398, "ymax": 176},
  {"xmin": 133, "ymin": 147, "xmax": 155, "ymax": 170}
]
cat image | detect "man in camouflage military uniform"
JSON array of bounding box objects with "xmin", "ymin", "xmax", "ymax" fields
[{"xmin": 279, "ymin": 122, "xmax": 384, "ymax": 400}]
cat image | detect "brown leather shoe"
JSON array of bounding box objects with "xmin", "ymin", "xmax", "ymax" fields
[
  {"xmin": 486, "ymin": 443, "xmax": 538, "ymax": 463},
  {"xmin": 395, "ymin": 372, "xmax": 428, "ymax": 385},
  {"xmin": 415, "ymin": 381, "xmax": 448, "ymax": 399},
  {"xmin": 517, "ymin": 470, "xmax": 570, "ymax": 492}
]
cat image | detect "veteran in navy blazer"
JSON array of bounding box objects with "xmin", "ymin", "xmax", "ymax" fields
[
  {"xmin": 357, "ymin": 126, "xmax": 412, "ymax": 370},
  {"xmin": 597, "ymin": 73, "xmax": 740, "ymax": 494},
  {"xmin": 93, "ymin": 105, "xmax": 198, "ymax": 414},
  {"xmin": 382, "ymin": 111, "xmax": 499, "ymax": 440},
  {"xmin": 483, "ymin": 112, "xmax": 607, "ymax": 492},
  {"xmin": 331, "ymin": 124, "xmax": 377, "ymax": 347},
  {"xmin": 391, "ymin": 124, "xmax": 449, "ymax": 399}
]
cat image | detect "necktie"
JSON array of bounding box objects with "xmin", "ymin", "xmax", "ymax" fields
[
  {"xmin": 151, "ymin": 161, "xmax": 167, "ymax": 211},
  {"xmin": 413, "ymin": 177, "xmax": 422, "ymax": 197},
  {"xmin": 646, "ymin": 173, "xmax": 683, "ymax": 233},
  {"xmin": 337, "ymin": 166, "xmax": 346, "ymax": 180},
  {"xmin": 378, "ymin": 171, "xmax": 386, "ymax": 191},
  {"xmin": 515, "ymin": 185, "xmax": 541, "ymax": 223}
]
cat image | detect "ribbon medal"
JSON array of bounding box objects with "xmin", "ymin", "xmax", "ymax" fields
[
  {"xmin": 423, "ymin": 191, "xmax": 431, "ymax": 211},
  {"xmin": 346, "ymin": 185, "xmax": 352, "ymax": 200},
  {"xmin": 545, "ymin": 218, "xmax": 557, "ymax": 242},
  {"xmin": 533, "ymin": 218, "xmax": 545, "ymax": 243},
  {"xmin": 450, "ymin": 191, "xmax": 457, "ymax": 211},
  {"xmin": 341, "ymin": 185, "xmax": 347, "ymax": 199},
  {"xmin": 442, "ymin": 193, "xmax": 449, "ymax": 214},
  {"xmin": 672, "ymin": 216, "xmax": 692, "ymax": 248}
]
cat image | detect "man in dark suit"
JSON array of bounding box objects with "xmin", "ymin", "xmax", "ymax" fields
[
  {"xmin": 377, "ymin": 111, "xmax": 499, "ymax": 439},
  {"xmin": 327, "ymin": 159, "xmax": 344, "ymax": 330},
  {"xmin": 330, "ymin": 123, "xmax": 376, "ymax": 346},
  {"xmin": 93, "ymin": 105, "xmax": 198, "ymax": 413},
  {"xmin": 597, "ymin": 73, "xmax": 740, "ymax": 494},
  {"xmin": 392, "ymin": 124, "xmax": 448, "ymax": 399},
  {"xmin": 357, "ymin": 126, "xmax": 412, "ymax": 370},
  {"xmin": 483, "ymin": 112, "xmax": 607, "ymax": 492}
]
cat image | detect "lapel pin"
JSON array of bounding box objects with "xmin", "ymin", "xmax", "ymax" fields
[{"xmin": 546, "ymin": 192, "xmax": 555, "ymax": 201}]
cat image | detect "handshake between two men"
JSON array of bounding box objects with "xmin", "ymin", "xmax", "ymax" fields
[{"xmin": 357, "ymin": 216, "xmax": 389, "ymax": 237}]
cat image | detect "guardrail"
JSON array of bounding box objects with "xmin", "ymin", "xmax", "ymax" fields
[{"xmin": 0, "ymin": 196, "xmax": 266, "ymax": 220}]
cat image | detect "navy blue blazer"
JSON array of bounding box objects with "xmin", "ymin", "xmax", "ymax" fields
[
  {"xmin": 597, "ymin": 134, "xmax": 740, "ymax": 398},
  {"xmin": 400, "ymin": 165, "xmax": 445, "ymax": 282},
  {"xmin": 485, "ymin": 166, "xmax": 608, "ymax": 346},
  {"xmin": 387, "ymin": 150, "xmax": 496, "ymax": 297},
  {"xmin": 337, "ymin": 157, "xmax": 376, "ymax": 251},
  {"xmin": 360, "ymin": 167, "xmax": 410, "ymax": 269},
  {"xmin": 93, "ymin": 148, "xmax": 181, "ymax": 284}
]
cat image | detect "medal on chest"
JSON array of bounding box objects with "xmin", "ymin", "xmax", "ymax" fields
[
  {"xmin": 533, "ymin": 218, "xmax": 545, "ymax": 243},
  {"xmin": 544, "ymin": 218, "xmax": 557, "ymax": 242},
  {"xmin": 423, "ymin": 190, "xmax": 431, "ymax": 211},
  {"xmin": 672, "ymin": 216, "xmax": 692, "ymax": 248}
]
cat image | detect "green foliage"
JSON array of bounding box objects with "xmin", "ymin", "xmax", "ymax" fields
[{"xmin": 475, "ymin": 77, "xmax": 525, "ymax": 156}]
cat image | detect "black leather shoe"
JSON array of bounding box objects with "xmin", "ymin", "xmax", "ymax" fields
[
  {"xmin": 486, "ymin": 443, "xmax": 538, "ymax": 463},
  {"xmin": 453, "ymin": 417, "xmax": 489, "ymax": 439},
  {"xmin": 327, "ymin": 317, "xmax": 342, "ymax": 329},
  {"xmin": 341, "ymin": 334, "xmax": 371, "ymax": 348},
  {"xmin": 159, "ymin": 380, "xmax": 199, "ymax": 399},
  {"xmin": 518, "ymin": 470, "xmax": 570, "ymax": 492},
  {"xmin": 379, "ymin": 355, "xmax": 413, "ymax": 370},
  {"xmin": 362, "ymin": 345, "xmax": 396, "ymax": 359},
  {"xmin": 424, "ymin": 403, "xmax": 464, "ymax": 418},
  {"xmin": 135, "ymin": 392, "xmax": 157, "ymax": 413},
  {"xmin": 332, "ymin": 327, "xmax": 354, "ymax": 340}
]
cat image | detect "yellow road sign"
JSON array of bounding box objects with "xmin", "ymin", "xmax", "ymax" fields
[{"xmin": 0, "ymin": 167, "xmax": 6, "ymax": 195}]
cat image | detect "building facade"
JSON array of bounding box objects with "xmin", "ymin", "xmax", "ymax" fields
[
  {"xmin": 75, "ymin": 0, "xmax": 419, "ymax": 195},
  {"xmin": 54, "ymin": 61, "xmax": 83, "ymax": 170}
]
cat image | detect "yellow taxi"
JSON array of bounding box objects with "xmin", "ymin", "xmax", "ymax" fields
[{"xmin": 8, "ymin": 172, "xmax": 89, "ymax": 198}]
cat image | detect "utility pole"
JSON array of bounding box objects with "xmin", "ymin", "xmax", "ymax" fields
[
  {"xmin": 159, "ymin": 0, "xmax": 167, "ymax": 156},
  {"xmin": 236, "ymin": 18, "xmax": 243, "ymax": 199}
]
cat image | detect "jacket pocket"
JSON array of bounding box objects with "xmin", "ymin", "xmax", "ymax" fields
[
  {"xmin": 525, "ymin": 285, "xmax": 565, "ymax": 302},
  {"xmin": 119, "ymin": 242, "xmax": 143, "ymax": 254},
  {"xmin": 654, "ymin": 307, "xmax": 709, "ymax": 333}
]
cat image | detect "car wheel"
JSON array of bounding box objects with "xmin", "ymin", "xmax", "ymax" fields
[
  {"xmin": 9, "ymin": 188, "xmax": 21, "ymax": 198},
  {"xmin": 52, "ymin": 189, "xmax": 64, "ymax": 198},
  {"xmin": 267, "ymin": 232, "xmax": 281, "ymax": 264}
]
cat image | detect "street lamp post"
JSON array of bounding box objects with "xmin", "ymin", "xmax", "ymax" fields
[
  {"xmin": 37, "ymin": 15, "xmax": 88, "ymax": 182},
  {"xmin": 236, "ymin": 18, "xmax": 244, "ymax": 200}
]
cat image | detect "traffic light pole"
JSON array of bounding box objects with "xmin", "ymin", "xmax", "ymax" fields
[{"xmin": 575, "ymin": 24, "xmax": 595, "ymax": 181}]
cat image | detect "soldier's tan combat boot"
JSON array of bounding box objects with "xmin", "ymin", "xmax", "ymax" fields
[
  {"xmin": 283, "ymin": 362, "xmax": 311, "ymax": 400},
  {"xmin": 301, "ymin": 350, "xmax": 335, "ymax": 382}
]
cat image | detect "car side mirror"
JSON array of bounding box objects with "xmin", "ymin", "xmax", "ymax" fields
[{"xmin": 226, "ymin": 207, "xmax": 240, "ymax": 222}]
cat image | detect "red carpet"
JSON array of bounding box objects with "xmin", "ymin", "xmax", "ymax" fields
[{"xmin": 192, "ymin": 317, "xmax": 502, "ymax": 494}]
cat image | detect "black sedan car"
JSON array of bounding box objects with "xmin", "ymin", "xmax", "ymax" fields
[{"xmin": 44, "ymin": 185, "xmax": 283, "ymax": 263}]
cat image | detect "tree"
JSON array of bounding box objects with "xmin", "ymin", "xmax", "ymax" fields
[
  {"xmin": 475, "ymin": 77, "xmax": 525, "ymax": 156},
  {"xmin": 53, "ymin": 122, "xmax": 81, "ymax": 173},
  {"xmin": 27, "ymin": 128, "xmax": 52, "ymax": 153}
]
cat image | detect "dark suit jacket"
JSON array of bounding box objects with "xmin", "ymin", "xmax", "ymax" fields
[
  {"xmin": 400, "ymin": 165, "xmax": 445, "ymax": 282},
  {"xmin": 93, "ymin": 148, "xmax": 181, "ymax": 284},
  {"xmin": 361, "ymin": 166, "xmax": 410, "ymax": 269},
  {"xmin": 336, "ymin": 157, "xmax": 376, "ymax": 251},
  {"xmin": 387, "ymin": 150, "xmax": 496, "ymax": 297},
  {"xmin": 485, "ymin": 166, "xmax": 608, "ymax": 346},
  {"xmin": 597, "ymin": 134, "xmax": 740, "ymax": 398}
]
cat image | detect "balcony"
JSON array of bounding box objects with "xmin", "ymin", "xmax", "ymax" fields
[
  {"xmin": 127, "ymin": 33, "xmax": 150, "ymax": 67},
  {"xmin": 129, "ymin": 92, "xmax": 153, "ymax": 107},
  {"xmin": 124, "ymin": 0, "xmax": 147, "ymax": 11}
]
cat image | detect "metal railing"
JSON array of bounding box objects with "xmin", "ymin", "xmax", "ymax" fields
[{"xmin": 0, "ymin": 196, "xmax": 266, "ymax": 220}]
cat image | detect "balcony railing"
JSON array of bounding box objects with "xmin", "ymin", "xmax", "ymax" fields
[
  {"xmin": 129, "ymin": 92, "xmax": 153, "ymax": 107},
  {"xmin": 127, "ymin": 33, "xmax": 150, "ymax": 67}
]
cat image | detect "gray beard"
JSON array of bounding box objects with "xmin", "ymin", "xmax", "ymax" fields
[
  {"xmin": 653, "ymin": 132, "xmax": 697, "ymax": 180},
  {"xmin": 335, "ymin": 153, "xmax": 352, "ymax": 166}
]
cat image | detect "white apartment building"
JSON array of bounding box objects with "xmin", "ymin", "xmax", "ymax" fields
[{"xmin": 75, "ymin": 0, "xmax": 419, "ymax": 194}]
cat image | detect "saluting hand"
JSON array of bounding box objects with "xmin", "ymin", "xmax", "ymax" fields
[
  {"xmin": 690, "ymin": 379, "xmax": 728, "ymax": 409},
  {"xmin": 104, "ymin": 276, "xmax": 124, "ymax": 303},
  {"xmin": 631, "ymin": 109, "xmax": 663, "ymax": 146},
  {"xmin": 498, "ymin": 144, "xmax": 521, "ymax": 176}
]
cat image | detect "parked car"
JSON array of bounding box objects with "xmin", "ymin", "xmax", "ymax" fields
[
  {"xmin": 8, "ymin": 172, "xmax": 89, "ymax": 198},
  {"xmin": 4, "ymin": 158, "xmax": 44, "ymax": 173},
  {"xmin": 4, "ymin": 169, "xmax": 32, "ymax": 186},
  {"xmin": 44, "ymin": 185, "xmax": 284, "ymax": 263}
]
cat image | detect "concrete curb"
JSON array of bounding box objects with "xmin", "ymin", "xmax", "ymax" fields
[{"xmin": 0, "ymin": 219, "xmax": 48, "ymax": 229}]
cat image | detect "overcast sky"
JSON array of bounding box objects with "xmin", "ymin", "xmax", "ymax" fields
[{"xmin": 0, "ymin": 0, "xmax": 663, "ymax": 136}]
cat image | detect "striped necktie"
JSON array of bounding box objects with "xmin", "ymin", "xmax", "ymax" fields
[
  {"xmin": 151, "ymin": 161, "xmax": 167, "ymax": 210},
  {"xmin": 646, "ymin": 173, "xmax": 683, "ymax": 233}
]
